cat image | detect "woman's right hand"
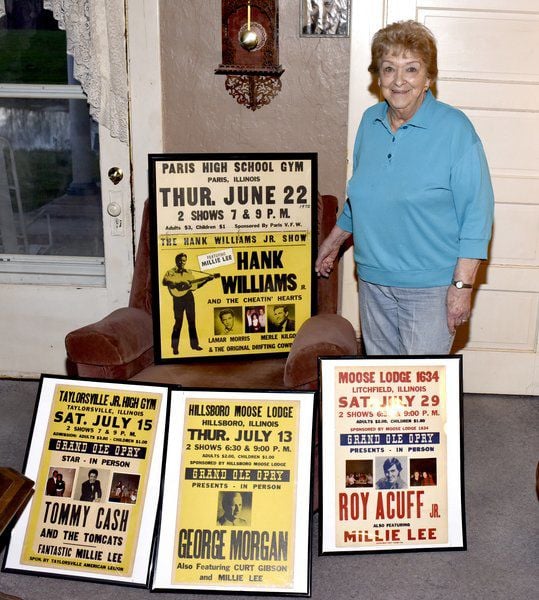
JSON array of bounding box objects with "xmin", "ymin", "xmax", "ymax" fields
[{"xmin": 315, "ymin": 225, "xmax": 351, "ymax": 278}]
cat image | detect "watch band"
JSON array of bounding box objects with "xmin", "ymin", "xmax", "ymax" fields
[{"xmin": 452, "ymin": 280, "xmax": 473, "ymax": 289}]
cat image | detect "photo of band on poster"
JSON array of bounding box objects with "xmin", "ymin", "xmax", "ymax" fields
[{"xmin": 149, "ymin": 153, "xmax": 317, "ymax": 361}]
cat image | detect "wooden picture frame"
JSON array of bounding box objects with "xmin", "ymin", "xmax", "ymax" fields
[
  {"xmin": 319, "ymin": 356, "xmax": 466, "ymax": 554},
  {"xmin": 0, "ymin": 468, "xmax": 34, "ymax": 537}
]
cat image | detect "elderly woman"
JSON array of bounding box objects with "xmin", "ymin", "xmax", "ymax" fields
[{"xmin": 316, "ymin": 20, "xmax": 494, "ymax": 355}]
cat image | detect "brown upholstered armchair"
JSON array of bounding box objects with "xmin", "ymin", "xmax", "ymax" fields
[{"xmin": 65, "ymin": 195, "xmax": 358, "ymax": 390}]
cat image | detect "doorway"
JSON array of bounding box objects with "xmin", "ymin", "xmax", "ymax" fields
[
  {"xmin": 344, "ymin": 0, "xmax": 539, "ymax": 394},
  {"xmin": 0, "ymin": 1, "xmax": 137, "ymax": 376}
]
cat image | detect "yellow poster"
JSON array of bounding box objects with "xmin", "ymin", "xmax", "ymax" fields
[
  {"xmin": 152, "ymin": 390, "xmax": 314, "ymax": 595},
  {"xmin": 4, "ymin": 377, "xmax": 168, "ymax": 584},
  {"xmin": 150, "ymin": 154, "xmax": 317, "ymax": 360},
  {"xmin": 320, "ymin": 357, "xmax": 465, "ymax": 553}
]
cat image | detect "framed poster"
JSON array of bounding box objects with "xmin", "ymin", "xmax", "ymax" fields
[
  {"xmin": 149, "ymin": 152, "xmax": 317, "ymax": 362},
  {"xmin": 3, "ymin": 375, "xmax": 168, "ymax": 586},
  {"xmin": 319, "ymin": 356, "xmax": 466, "ymax": 554},
  {"xmin": 152, "ymin": 389, "xmax": 315, "ymax": 595}
]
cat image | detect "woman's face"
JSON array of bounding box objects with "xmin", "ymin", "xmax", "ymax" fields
[{"xmin": 378, "ymin": 50, "xmax": 430, "ymax": 119}]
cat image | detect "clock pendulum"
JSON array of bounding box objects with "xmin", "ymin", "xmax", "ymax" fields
[{"xmin": 239, "ymin": 1, "xmax": 259, "ymax": 51}]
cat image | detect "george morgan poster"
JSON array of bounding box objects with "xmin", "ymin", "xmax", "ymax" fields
[
  {"xmin": 3, "ymin": 376, "xmax": 168, "ymax": 586},
  {"xmin": 151, "ymin": 389, "xmax": 315, "ymax": 595},
  {"xmin": 320, "ymin": 356, "xmax": 466, "ymax": 554},
  {"xmin": 149, "ymin": 153, "xmax": 317, "ymax": 361}
]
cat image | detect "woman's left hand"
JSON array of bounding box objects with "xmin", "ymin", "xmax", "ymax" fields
[
  {"xmin": 447, "ymin": 258, "xmax": 481, "ymax": 334},
  {"xmin": 446, "ymin": 286, "xmax": 472, "ymax": 334}
]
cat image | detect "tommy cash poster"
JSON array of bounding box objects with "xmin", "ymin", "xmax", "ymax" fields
[
  {"xmin": 152, "ymin": 390, "xmax": 314, "ymax": 595},
  {"xmin": 3, "ymin": 376, "xmax": 168, "ymax": 585},
  {"xmin": 320, "ymin": 356, "xmax": 465, "ymax": 554},
  {"xmin": 149, "ymin": 153, "xmax": 317, "ymax": 361}
]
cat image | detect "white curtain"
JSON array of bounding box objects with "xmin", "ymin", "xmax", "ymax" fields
[
  {"xmin": 0, "ymin": 1, "xmax": 128, "ymax": 142},
  {"xmin": 42, "ymin": 0, "xmax": 129, "ymax": 143}
]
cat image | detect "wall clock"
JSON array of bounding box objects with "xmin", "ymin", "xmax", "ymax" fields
[
  {"xmin": 216, "ymin": 0, "xmax": 283, "ymax": 76},
  {"xmin": 216, "ymin": 0, "xmax": 284, "ymax": 110}
]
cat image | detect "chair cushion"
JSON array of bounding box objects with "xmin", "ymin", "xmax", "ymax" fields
[{"xmin": 131, "ymin": 357, "xmax": 289, "ymax": 390}]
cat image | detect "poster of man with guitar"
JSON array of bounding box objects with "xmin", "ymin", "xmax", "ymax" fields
[
  {"xmin": 162, "ymin": 253, "xmax": 219, "ymax": 355},
  {"xmin": 150, "ymin": 152, "xmax": 316, "ymax": 361}
]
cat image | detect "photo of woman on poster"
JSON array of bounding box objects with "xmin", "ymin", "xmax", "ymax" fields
[{"xmin": 245, "ymin": 307, "xmax": 266, "ymax": 333}]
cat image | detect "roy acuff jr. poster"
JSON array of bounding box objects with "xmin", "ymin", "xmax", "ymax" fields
[
  {"xmin": 320, "ymin": 356, "xmax": 465, "ymax": 554},
  {"xmin": 149, "ymin": 153, "xmax": 317, "ymax": 361},
  {"xmin": 151, "ymin": 389, "xmax": 315, "ymax": 595},
  {"xmin": 3, "ymin": 376, "xmax": 168, "ymax": 586}
]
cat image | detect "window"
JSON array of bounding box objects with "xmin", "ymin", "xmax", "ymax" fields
[{"xmin": 0, "ymin": 2, "xmax": 103, "ymax": 281}]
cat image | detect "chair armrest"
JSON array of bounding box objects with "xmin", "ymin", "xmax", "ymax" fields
[
  {"xmin": 65, "ymin": 307, "xmax": 154, "ymax": 367},
  {"xmin": 284, "ymin": 314, "xmax": 358, "ymax": 389}
]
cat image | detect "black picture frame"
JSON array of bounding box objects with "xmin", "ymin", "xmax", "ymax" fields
[
  {"xmin": 319, "ymin": 355, "xmax": 466, "ymax": 554},
  {"xmin": 148, "ymin": 152, "xmax": 318, "ymax": 363},
  {"xmin": 151, "ymin": 388, "xmax": 315, "ymax": 595},
  {"xmin": 2, "ymin": 375, "xmax": 169, "ymax": 586}
]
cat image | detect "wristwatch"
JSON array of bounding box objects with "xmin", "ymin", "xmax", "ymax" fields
[{"xmin": 451, "ymin": 280, "xmax": 473, "ymax": 289}]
